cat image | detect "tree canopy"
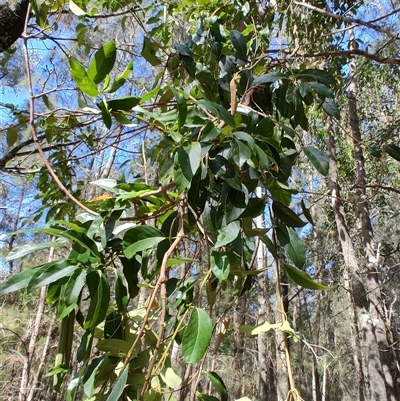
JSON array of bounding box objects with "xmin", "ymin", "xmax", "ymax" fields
[{"xmin": 1, "ymin": 1, "xmax": 400, "ymax": 401}]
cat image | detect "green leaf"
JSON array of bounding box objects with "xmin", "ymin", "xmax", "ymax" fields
[
  {"xmin": 301, "ymin": 200, "xmax": 315, "ymax": 226},
  {"xmin": 215, "ymin": 220, "xmax": 240, "ymax": 247},
  {"xmin": 96, "ymin": 339, "xmax": 132, "ymax": 356},
  {"xmin": 385, "ymin": 143, "xmax": 400, "ymax": 161},
  {"xmin": 28, "ymin": 262, "xmax": 78, "ymax": 292},
  {"xmin": 198, "ymin": 99, "xmax": 236, "ymax": 128},
  {"xmin": 84, "ymin": 271, "xmax": 110, "ymax": 329},
  {"xmin": 141, "ymin": 36, "xmax": 161, "ymax": 66},
  {"xmin": 211, "ymin": 251, "xmax": 230, "ymax": 281},
  {"xmin": 206, "ymin": 372, "xmax": 228, "ymax": 401},
  {"xmin": 106, "ymin": 61, "xmax": 133, "ymax": 93},
  {"xmin": 276, "ymin": 225, "xmax": 306, "ymax": 268},
  {"xmin": 283, "ymin": 263, "xmax": 329, "ymax": 290},
  {"xmin": 174, "ymin": 141, "xmax": 202, "ymax": 191},
  {"xmin": 0, "ymin": 266, "xmax": 41, "ymax": 295},
  {"xmin": 122, "ymin": 226, "xmax": 165, "ymax": 259},
  {"xmin": 297, "ymin": 69, "xmax": 335, "ymax": 85},
  {"xmin": 6, "ymin": 239, "xmax": 67, "ymax": 261},
  {"xmin": 272, "ymin": 202, "xmax": 306, "ymax": 228},
  {"xmin": 160, "ymin": 367, "xmax": 182, "ymax": 389},
  {"xmin": 309, "ymin": 82, "xmax": 334, "ymax": 99},
  {"xmin": 106, "ymin": 366, "xmax": 128, "ymax": 401},
  {"xmin": 230, "ymin": 30, "xmax": 247, "ymax": 61},
  {"xmin": 197, "ymin": 393, "xmax": 220, "ymax": 401},
  {"xmin": 303, "ymin": 146, "xmax": 329, "ymax": 176},
  {"xmin": 170, "ymin": 87, "xmax": 188, "ymax": 128},
  {"xmin": 58, "ymin": 269, "xmax": 86, "ymax": 318},
  {"xmin": 182, "ymin": 308, "xmax": 213, "ymax": 364},
  {"xmin": 239, "ymin": 321, "xmax": 281, "ymax": 335},
  {"xmin": 88, "ymin": 40, "xmax": 117, "ymax": 84},
  {"xmin": 69, "ymin": 58, "xmax": 99, "ymax": 97},
  {"xmin": 251, "ymin": 72, "xmax": 286, "ymax": 86},
  {"xmin": 231, "ymin": 138, "xmax": 252, "ymax": 167},
  {"xmin": 7, "ymin": 125, "xmax": 18, "ymax": 147},
  {"xmin": 106, "ymin": 96, "xmax": 140, "ymax": 111},
  {"xmin": 322, "ymin": 99, "xmax": 340, "ymax": 119}
]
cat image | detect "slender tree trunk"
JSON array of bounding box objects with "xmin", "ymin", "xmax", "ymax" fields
[
  {"xmin": 233, "ymin": 296, "xmax": 246, "ymax": 398},
  {"xmin": 19, "ymin": 246, "xmax": 55, "ymax": 401},
  {"xmin": 326, "ymin": 117, "xmax": 366, "ymax": 401},
  {"xmin": 255, "ymin": 187, "xmax": 271, "ymax": 400},
  {"xmin": 274, "ymin": 264, "xmax": 289, "ymax": 401},
  {"xmin": 348, "ymin": 35, "xmax": 397, "ymax": 401}
]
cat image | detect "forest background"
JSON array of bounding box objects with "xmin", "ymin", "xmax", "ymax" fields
[{"xmin": 1, "ymin": 1, "xmax": 400, "ymax": 401}]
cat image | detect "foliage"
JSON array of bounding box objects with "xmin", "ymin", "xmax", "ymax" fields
[{"xmin": 1, "ymin": 0, "xmax": 400, "ymax": 401}]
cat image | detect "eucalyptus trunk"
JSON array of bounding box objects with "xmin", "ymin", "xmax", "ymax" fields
[
  {"xmin": 348, "ymin": 34, "xmax": 397, "ymax": 400},
  {"xmin": 326, "ymin": 116, "xmax": 365, "ymax": 401}
]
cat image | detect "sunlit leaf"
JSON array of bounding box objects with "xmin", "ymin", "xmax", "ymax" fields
[
  {"xmin": 106, "ymin": 366, "xmax": 128, "ymax": 401},
  {"xmin": 215, "ymin": 220, "xmax": 240, "ymax": 247},
  {"xmin": 276, "ymin": 225, "xmax": 306, "ymax": 269},
  {"xmin": 182, "ymin": 308, "xmax": 212, "ymax": 363},
  {"xmin": 69, "ymin": 58, "xmax": 99, "ymax": 97},
  {"xmin": 174, "ymin": 141, "xmax": 202, "ymax": 191},
  {"xmin": 88, "ymin": 40, "xmax": 117, "ymax": 84},
  {"xmin": 283, "ymin": 263, "xmax": 329, "ymax": 290}
]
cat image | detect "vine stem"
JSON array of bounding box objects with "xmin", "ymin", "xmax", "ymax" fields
[
  {"xmin": 270, "ymin": 206, "xmax": 302, "ymax": 401},
  {"xmin": 22, "ymin": 5, "xmax": 97, "ymax": 216}
]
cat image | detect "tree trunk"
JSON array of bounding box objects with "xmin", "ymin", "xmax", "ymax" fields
[
  {"xmin": 348, "ymin": 36, "xmax": 397, "ymax": 401},
  {"xmin": 326, "ymin": 116, "xmax": 366, "ymax": 401},
  {"xmin": 233, "ymin": 295, "xmax": 246, "ymax": 398}
]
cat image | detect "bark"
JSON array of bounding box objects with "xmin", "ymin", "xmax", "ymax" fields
[
  {"xmin": 348, "ymin": 34, "xmax": 397, "ymax": 400},
  {"xmin": 0, "ymin": 0, "xmax": 29, "ymax": 52},
  {"xmin": 233, "ymin": 295, "xmax": 246, "ymax": 398},
  {"xmin": 274, "ymin": 262, "xmax": 289, "ymax": 401},
  {"xmin": 326, "ymin": 117, "xmax": 366, "ymax": 401}
]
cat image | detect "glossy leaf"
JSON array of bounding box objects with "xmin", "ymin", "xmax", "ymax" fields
[
  {"xmin": 182, "ymin": 308, "xmax": 213, "ymax": 364},
  {"xmin": 276, "ymin": 225, "xmax": 306, "ymax": 268},
  {"xmin": 297, "ymin": 69, "xmax": 335, "ymax": 85},
  {"xmin": 215, "ymin": 220, "xmax": 240, "ymax": 247},
  {"xmin": 0, "ymin": 266, "xmax": 41, "ymax": 295},
  {"xmin": 6, "ymin": 239, "xmax": 68, "ymax": 261},
  {"xmin": 211, "ymin": 251, "xmax": 230, "ymax": 281},
  {"xmin": 322, "ymin": 98, "xmax": 340, "ymax": 119},
  {"xmin": 198, "ymin": 100, "xmax": 236, "ymax": 128},
  {"xmin": 301, "ymin": 200, "xmax": 315, "ymax": 226},
  {"xmin": 206, "ymin": 371, "xmax": 228, "ymax": 401},
  {"xmin": 174, "ymin": 142, "xmax": 202, "ymax": 191},
  {"xmin": 122, "ymin": 226, "xmax": 165, "ymax": 259},
  {"xmin": 385, "ymin": 143, "xmax": 400, "ymax": 161},
  {"xmin": 141, "ymin": 36, "xmax": 161, "ymax": 66},
  {"xmin": 88, "ymin": 40, "xmax": 117, "ymax": 84},
  {"xmin": 230, "ymin": 30, "xmax": 247, "ymax": 61},
  {"xmin": 251, "ymin": 72, "xmax": 286, "ymax": 86},
  {"xmin": 303, "ymin": 146, "xmax": 329, "ymax": 176},
  {"xmin": 107, "ymin": 60, "xmax": 133, "ymax": 93},
  {"xmin": 28, "ymin": 262, "xmax": 78, "ymax": 292},
  {"xmin": 106, "ymin": 366, "xmax": 128, "ymax": 401},
  {"xmin": 106, "ymin": 96, "xmax": 140, "ymax": 111},
  {"xmin": 272, "ymin": 202, "xmax": 306, "ymax": 228},
  {"xmin": 69, "ymin": 58, "xmax": 99, "ymax": 97},
  {"xmin": 171, "ymin": 87, "xmax": 188, "ymax": 128},
  {"xmin": 283, "ymin": 263, "xmax": 329, "ymax": 290},
  {"xmin": 84, "ymin": 272, "xmax": 110, "ymax": 329}
]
